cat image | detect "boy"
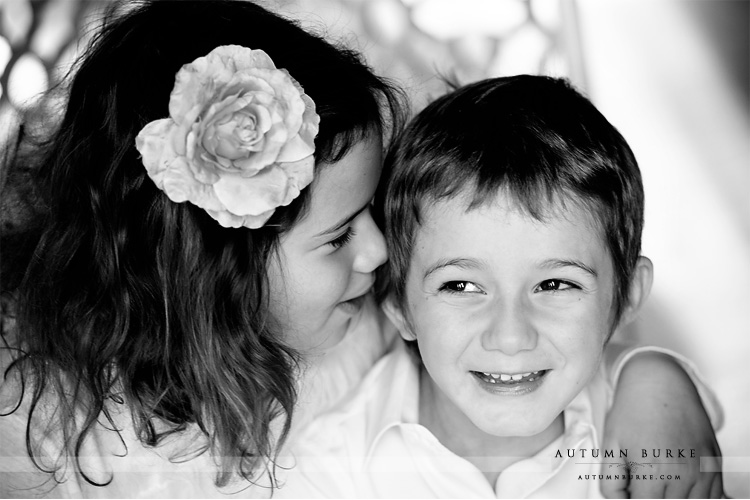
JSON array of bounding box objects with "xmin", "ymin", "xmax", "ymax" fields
[{"xmin": 280, "ymin": 76, "xmax": 721, "ymax": 498}]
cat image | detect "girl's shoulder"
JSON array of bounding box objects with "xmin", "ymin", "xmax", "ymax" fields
[
  {"xmin": 0, "ymin": 379, "xmax": 269, "ymax": 498},
  {"xmin": 295, "ymin": 295, "xmax": 395, "ymax": 425},
  {"xmin": 0, "ymin": 334, "xmax": 69, "ymax": 497},
  {"xmin": 0, "ymin": 339, "xmax": 269, "ymax": 498}
]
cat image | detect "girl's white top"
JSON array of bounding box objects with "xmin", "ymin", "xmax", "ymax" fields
[{"xmin": 0, "ymin": 295, "xmax": 394, "ymax": 498}]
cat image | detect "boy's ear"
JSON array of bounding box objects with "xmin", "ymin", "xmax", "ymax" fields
[
  {"xmin": 619, "ymin": 256, "xmax": 654, "ymax": 327},
  {"xmin": 382, "ymin": 297, "xmax": 417, "ymax": 341}
]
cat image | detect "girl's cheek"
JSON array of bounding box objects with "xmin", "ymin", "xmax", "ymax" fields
[{"xmin": 322, "ymin": 259, "xmax": 352, "ymax": 299}]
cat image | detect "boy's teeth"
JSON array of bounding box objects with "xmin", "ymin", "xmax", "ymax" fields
[{"xmin": 478, "ymin": 370, "xmax": 545, "ymax": 383}]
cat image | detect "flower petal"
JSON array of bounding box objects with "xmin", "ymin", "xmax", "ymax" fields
[
  {"xmin": 275, "ymin": 93, "xmax": 319, "ymax": 163},
  {"xmin": 159, "ymin": 157, "xmax": 223, "ymax": 212},
  {"xmin": 136, "ymin": 44, "xmax": 321, "ymax": 230},
  {"xmin": 276, "ymin": 155, "xmax": 316, "ymax": 204},
  {"xmin": 212, "ymin": 155, "xmax": 313, "ymax": 217},
  {"xmin": 135, "ymin": 118, "xmax": 183, "ymax": 189},
  {"xmin": 212, "ymin": 168, "xmax": 286, "ymax": 216},
  {"xmin": 205, "ymin": 207, "xmax": 276, "ymax": 229},
  {"xmin": 275, "ymin": 134, "xmax": 314, "ymax": 164},
  {"xmin": 225, "ymin": 46, "xmax": 277, "ymax": 72},
  {"xmin": 298, "ymin": 93, "xmax": 321, "ymax": 148}
]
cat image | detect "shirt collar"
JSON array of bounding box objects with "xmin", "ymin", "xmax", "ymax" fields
[
  {"xmin": 364, "ymin": 346, "xmax": 605, "ymax": 484},
  {"xmin": 363, "ymin": 341, "xmax": 422, "ymax": 459}
]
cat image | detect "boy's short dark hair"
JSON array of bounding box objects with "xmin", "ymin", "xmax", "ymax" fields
[{"xmin": 379, "ymin": 75, "xmax": 644, "ymax": 332}]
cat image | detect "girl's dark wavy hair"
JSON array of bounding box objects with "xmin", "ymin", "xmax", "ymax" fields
[{"xmin": 0, "ymin": 0, "xmax": 404, "ymax": 489}]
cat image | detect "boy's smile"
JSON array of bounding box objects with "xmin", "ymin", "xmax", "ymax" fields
[
  {"xmin": 395, "ymin": 190, "xmax": 616, "ymax": 444},
  {"xmin": 471, "ymin": 369, "xmax": 549, "ymax": 395}
]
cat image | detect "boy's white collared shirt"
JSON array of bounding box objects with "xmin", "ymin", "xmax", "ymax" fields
[
  {"xmin": 281, "ymin": 341, "xmax": 612, "ymax": 498},
  {"xmin": 282, "ymin": 340, "xmax": 723, "ymax": 499}
]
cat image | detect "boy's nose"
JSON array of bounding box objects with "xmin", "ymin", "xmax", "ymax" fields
[
  {"xmin": 352, "ymin": 214, "xmax": 388, "ymax": 274},
  {"xmin": 481, "ymin": 299, "xmax": 538, "ymax": 355}
]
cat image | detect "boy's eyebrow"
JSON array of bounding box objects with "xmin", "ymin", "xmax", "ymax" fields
[
  {"xmin": 315, "ymin": 203, "xmax": 370, "ymax": 238},
  {"xmin": 423, "ymin": 258, "xmax": 483, "ymax": 280},
  {"xmin": 540, "ymin": 259, "xmax": 598, "ymax": 278}
]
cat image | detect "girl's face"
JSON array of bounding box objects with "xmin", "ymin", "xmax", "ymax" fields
[{"xmin": 267, "ymin": 135, "xmax": 387, "ymax": 354}]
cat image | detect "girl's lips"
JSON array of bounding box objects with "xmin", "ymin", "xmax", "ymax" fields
[
  {"xmin": 337, "ymin": 280, "xmax": 374, "ymax": 314},
  {"xmin": 337, "ymin": 293, "xmax": 367, "ymax": 314},
  {"xmin": 471, "ymin": 369, "xmax": 549, "ymax": 395}
]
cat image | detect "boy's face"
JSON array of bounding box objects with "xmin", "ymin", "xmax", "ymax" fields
[{"xmin": 396, "ymin": 191, "xmax": 615, "ymax": 438}]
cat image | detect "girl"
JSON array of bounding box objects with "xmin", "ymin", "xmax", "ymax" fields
[{"xmin": 0, "ymin": 0, "xmax": 721, "ymax": 498}]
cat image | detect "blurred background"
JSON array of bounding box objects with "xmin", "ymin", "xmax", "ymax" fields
[{"xmin": 0, "ymin": 0, "xmax": 747, "ymax": 496}]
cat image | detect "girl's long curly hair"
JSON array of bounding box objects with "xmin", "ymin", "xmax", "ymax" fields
[{"xmin": 1, "ymin": 0, "xmax": 404, "ymax": 489}]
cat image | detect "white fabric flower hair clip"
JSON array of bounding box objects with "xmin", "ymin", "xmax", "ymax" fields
[{"xmin": 135, "ymin": 45, "xmax": 321, "ymax": 229}]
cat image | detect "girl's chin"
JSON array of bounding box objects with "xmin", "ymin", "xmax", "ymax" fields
[
  {"xmin": 301, "ymin": 318, "xmax": 351, "ymax": 355},
  {"xmin": 289, "ymin": 300, "xmax": 368, "ymax": 354},
  {"xmin": 324, "ymin": 322, "xmax": 350, "ymax": 350}
]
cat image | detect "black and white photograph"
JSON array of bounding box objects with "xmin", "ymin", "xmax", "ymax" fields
[{"xmin": 0, "ymin": 0, "xmax": 747, "ymax": 498}]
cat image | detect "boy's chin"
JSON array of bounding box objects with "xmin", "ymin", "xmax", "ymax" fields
[{"xmin": 473, "ymin": 411, "xmax": 564, "ymax": 439}]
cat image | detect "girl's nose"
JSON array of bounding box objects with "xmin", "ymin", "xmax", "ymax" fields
[{"xmin": 352, "ymin": 212, "xmax": 388, "ymax": 273}]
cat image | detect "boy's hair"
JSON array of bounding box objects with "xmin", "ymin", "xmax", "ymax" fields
[
  {"xmin": 379, "ymin": 75, "xmax": 644, "ymax": 333},
  {"xmin": 3, "ymin": 0, "xmax": 403, "ymax": 490}
]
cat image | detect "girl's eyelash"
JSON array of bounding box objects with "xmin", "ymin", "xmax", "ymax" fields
[{"xmin": 328, "ymin": 227, "xmax": 355, "ymax": 249}]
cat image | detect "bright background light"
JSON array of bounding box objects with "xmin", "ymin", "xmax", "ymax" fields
[
  {"xmin": 1, "ymin": 0, "xmax": 747, "ymax": 496},
  {"xmin": 576, "ymin": 2, "xmax": 749, "ymax": 496}
]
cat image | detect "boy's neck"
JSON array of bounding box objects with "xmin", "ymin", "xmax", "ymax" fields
[{"xmin": 417, "ymin": 366, "xmax": 565, "ymax": 488}]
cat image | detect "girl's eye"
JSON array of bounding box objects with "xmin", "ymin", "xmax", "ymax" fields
[
  {"xmin": 439, "ymin": 281, "xmax": 483, "ymax": 294},
  {"xmin": 535, "ymin": 279, "xmax": 578, "ymax": 293},
  {"xmin": 328, "ymin": 227, "xmax": 356, "ymax": 250}
]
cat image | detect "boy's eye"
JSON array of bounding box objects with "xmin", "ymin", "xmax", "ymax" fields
[
  {"xmin": 439, "ymin": 281, "xmax": 484, "ymax": 294},
  {"xmin": 535, "ymin": 279, "xmax": 578, "ymax": 293},
  {"xmin": 328, "ymin": 227, "xmax": 356, "ymax": 250}
]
